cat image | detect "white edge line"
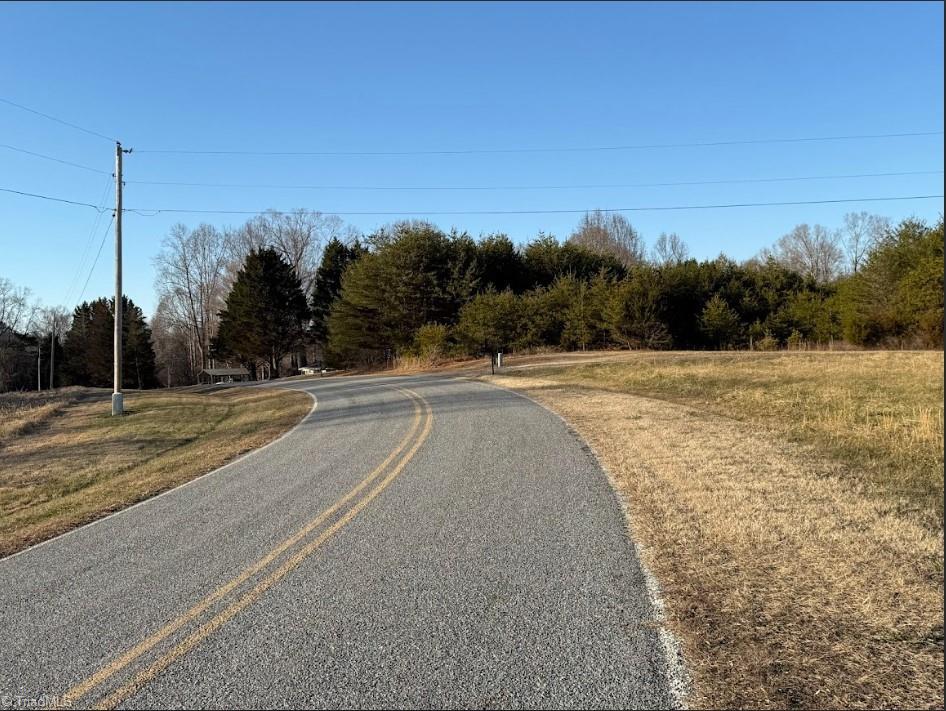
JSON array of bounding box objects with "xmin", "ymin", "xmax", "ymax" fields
[
  {"xmin": 472, "ymin": 375, "xmax": 692, "ymax": 709},
  {"xmin": 1, "ymin": 388, "xmax": 319, "ymax": 566}
]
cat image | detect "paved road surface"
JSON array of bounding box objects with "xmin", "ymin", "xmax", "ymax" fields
[{"xmin": 0, "ymin": 375, "xmax": 675, "ymax": 709}]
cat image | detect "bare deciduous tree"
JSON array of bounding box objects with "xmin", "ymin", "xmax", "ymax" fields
[
  {"xmin": 841, "ymin": 211, "xmax": 891, "ymax": 274},
  {"xmin": 153, "ymin": 211, "xmax": 354, "ymax": 383},
  {"xmin": 768, "ymin": 223, "xmax": 843, "ymax": 283},
  {"xmin": 153, "ymin": 223, "xmax": 228, "ymax": 375},
  {"xmin": 224, "ymin": 209, "xmax": 345, "ymax": 294},
  {"xmin": 0, "ymin": 277, "xmax": 34, "ymax": 337},
  {"xmin": 652, "ymin": 232, "xmax": 690, "ymax": 265},
  {"xmin": 151, "ymin": 294, "xmax": 197, "ymax": 387},
  {"xmin": 0, "ymin": 278, "xmax": 38, "ymax": 392},
  {"xmin": 568, "ymin": 210, "xmax": 645, "ymax": 267}
]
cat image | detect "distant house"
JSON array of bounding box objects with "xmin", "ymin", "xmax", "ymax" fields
[{"xmin": 199, "ymin": 367, "xmax": 251, "ymax": 384}]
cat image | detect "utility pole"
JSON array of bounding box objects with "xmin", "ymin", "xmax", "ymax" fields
[
  {"xmin": 112, "ymin": 142, "xmax": 131, "ymax": 415},
  {"xmin": 49, "ymin": 327, "xmax": 55, "ymax": 389}
]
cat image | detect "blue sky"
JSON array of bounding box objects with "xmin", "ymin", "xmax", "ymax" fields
[{"xmin": 1, "ymin": 1, "xmax": 943, "ymax": 317}]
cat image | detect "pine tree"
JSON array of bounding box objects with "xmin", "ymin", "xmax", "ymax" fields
[
  {"xmin": 310, "ymin": 238, "xmax": 365, "ymax": 347},
  {"xmin": 700, "ymin": 294, "xmax": 743, "ymax": 349},
  {"xmin": 215, "ymin": 248, "xmax": 310, "ymax": 377},
  {"xmin": 475, "ymin": 234, "xmax": 524, "ymax": 293},
  {"xmin": 326, "ymin": 224, "xmax": 476, "ymax": 365},
  {"xmin": 62, "ymin": 296, "xmax": 158, "ymax": 388}
]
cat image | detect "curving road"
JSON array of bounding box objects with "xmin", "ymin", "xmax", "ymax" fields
[{"xmin": 0, "ymin": 374, "xmax": 676, "ymax": 709}]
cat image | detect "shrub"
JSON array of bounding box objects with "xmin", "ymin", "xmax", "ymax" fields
[{"xmin": 413, "ymin": 323, "xmax": 450, "ymax": 360}]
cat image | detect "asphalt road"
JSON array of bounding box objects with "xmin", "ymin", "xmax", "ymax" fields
[{"xmin": 0, "ymin": 374, "xmax": 676, "ymax": 709}]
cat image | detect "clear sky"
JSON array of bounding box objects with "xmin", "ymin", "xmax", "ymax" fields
[{"xmin": 2, "ymin": 1, "xmax": 943, "ymax": 317}]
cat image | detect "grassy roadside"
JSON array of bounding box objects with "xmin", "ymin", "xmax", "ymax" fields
[
  {"xmin": 507, "ymin": 351, "xmax": 944, "ymax": 526},
  {"xmin": 0, "ymin": 386, "xmax": 312, "ymax": 558},
  {"xmin": 484, "ymin": 350, "xmax": 944, "ymax": 709}
]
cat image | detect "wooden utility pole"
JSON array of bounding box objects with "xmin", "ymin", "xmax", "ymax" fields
[
  {"xmin": 112, "ymin": 142, "xmax": 129, "ymax": 416},
  {"xmin": 49, "ymin": 328, "xmax": 55, "ymax": 389}
]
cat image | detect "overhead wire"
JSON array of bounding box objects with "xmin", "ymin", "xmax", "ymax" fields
[
  {"xmin": 0, "ymin": 97, "xmax": 118, "ymax": 143},
  {"xmin": 3, "ymin": 94, "xmax": 940, "ymax": 308},
  {"xmin": 0, "ymin": 143, "xmax": 110, "ymax": 174},
  {"xmin": 132, "ymin": 130, "xmax": 944, "ymax": 157},
  {"xmin": 62, "ymin": 174, "xmax": 115, "ymax": 307},
  {"xmin": 121, "ymin": 194, "xmax": 944, "ymax": 218},
  {"xmin": 3, "ymin": 184, "xmax": 941, "ymax": 220},
  {"xmin": 75, "ymin": 212, "xmax": 116, "ymax": 306},
  {"xmin": 0, "ymin": 186, "xmax": 107, "ymax": 210},
  {"xmin": 123, "ymin": 169, "xmax": 944, "ymax": 192}
]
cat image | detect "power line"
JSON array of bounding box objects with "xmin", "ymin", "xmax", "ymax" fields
[
  {"xmin": 0, "ymin": 186, "xmax": 106, "ymax": 211},
  {"xmin": 0, "ymin": 143, "xmax": 110, "ymax": 175},
  {"xmin": 63, "ymin": 178, "xmax": 113, "ymax": 305},
  {"xmin": 123, "ymin": 194, "xmax": 944, "ymax": 218},
  {"xmin": 75, "ymin": 212, "xmax": 116, "ymax": 306},
  {"xmin": 133, "ymin": 130, "xmax": 943, "ymax": 157},
  {"xmin": 3, "ymin": 183, "xmax": 941, "ymax": 217},
  {"xmin": 0, "ymin": 97, "xmax": 118, "ymax": 143},
  {"xmin": 63, "ymin": 175, "xmax": 115, "ymax": 307},
  {"xmin": 124, "ymin": 169, "xmax": 944, "ymax": 192}
]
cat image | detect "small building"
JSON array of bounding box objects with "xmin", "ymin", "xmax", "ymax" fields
[
  {"xmin": 199, "ymin": 367, "xmax": 251, "ymax": 384},
  {"xmin": 298, "ymin": 366, "xmax": 320, "ymax": 376}
]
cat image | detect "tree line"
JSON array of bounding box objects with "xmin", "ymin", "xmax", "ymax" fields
[
  {"xmin": 0, "ymin": 285, "xmax": 157, "ymax": 391},
  {"xmin": 321, "ymin": 215, "xmax": 942, "ymax": 364},
  {"xmin": 0, "ymin": 209, "xmax": 941, "ymax": 392}
]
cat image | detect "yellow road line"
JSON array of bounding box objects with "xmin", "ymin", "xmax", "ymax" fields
[
  {"xmin": 62, "ymin": 386, "xmax": 424, "ymax": 709},
  {"xmin": 97, "ymin": 393, "xmax": 434, "ymax": 710}
]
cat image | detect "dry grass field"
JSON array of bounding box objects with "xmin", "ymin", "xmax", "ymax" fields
[
  {"xmin": 485, "ymin": 350, "xmax": 944, "ymax": 709},
  {"xmin": 0, "ymin": 386, "xmax": 312, "ymax": 558}
]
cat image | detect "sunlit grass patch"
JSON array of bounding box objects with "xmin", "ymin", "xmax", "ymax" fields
[{"xmin": 0, "ymin": 386, "xmax": 311, "ymax": 557}]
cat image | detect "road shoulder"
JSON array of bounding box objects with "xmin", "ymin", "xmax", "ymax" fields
[{"xmin": 482, "ymin": 374, "xmax": 944, "ymax": 709}]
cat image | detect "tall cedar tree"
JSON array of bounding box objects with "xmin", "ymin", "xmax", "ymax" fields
[
  {"xmin": 215, "ymin": 248, "xmax": 310, "ymax": 377},
  {"xmin": 310, "ymin": 238, "xmax": 365, "ymax": 346},
  {"xmin": 62, "ymin": 296, "xmax": 158, "ymax": 389}
]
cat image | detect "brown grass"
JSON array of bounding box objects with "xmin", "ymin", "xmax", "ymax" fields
[
  {"xmin": 0, "ymin": 387, "xmax": 92, "ymax": 443},
  {"xmin": 484, "ymin": 351, "xmax": 944, "ymax": 709},
  {"xmin": 502, "ymin": 351, "xmax": 944, "ymax": 527},
  {"xmin": 0, "ymin": 386, "xmax": 312, "ymax": 558}
]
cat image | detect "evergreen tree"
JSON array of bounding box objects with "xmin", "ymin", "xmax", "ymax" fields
[
  {"xmin": 215, "ymin": 248, "xmax": 310, "ymax": 377},
  {"xmin": 839, "ymin": 218, "xmax": 944, "ymax": 347},
  {"xmin": 559, "ymin": 274, "xmax": 613, "ymax": 351},
  {"xmin": 607, "ymin": 271, "xmax": 671, "ymax": 349},
  {"xmin": 476, "ymin": 234, "xmax": 525, "ymax": 292},
  {"xmin": 327, "ymin": 224, "xmax": 477, "ymax": 364},
  {"xmin": 700, "ymin": 294, "xmax": 744, "ymax": 349},
  {"xmin": 523, "ymin": 233, "xmax": 626, "ymax": 288},
  {"xmin": 62, "ymin": 296, "xmax": 158, "ymax": 388},
  {"xmin": 455, "ymin": 290, "xmax": 524, "ymax": 354},
  {"xmin": 309, "ymin": 238, "xmax": 365, "ymax": 347}
]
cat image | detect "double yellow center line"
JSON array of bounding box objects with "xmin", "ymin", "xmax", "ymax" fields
[{"xmin": 61, "ymin": 386, "xmax": 433, "ymax": 710}]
